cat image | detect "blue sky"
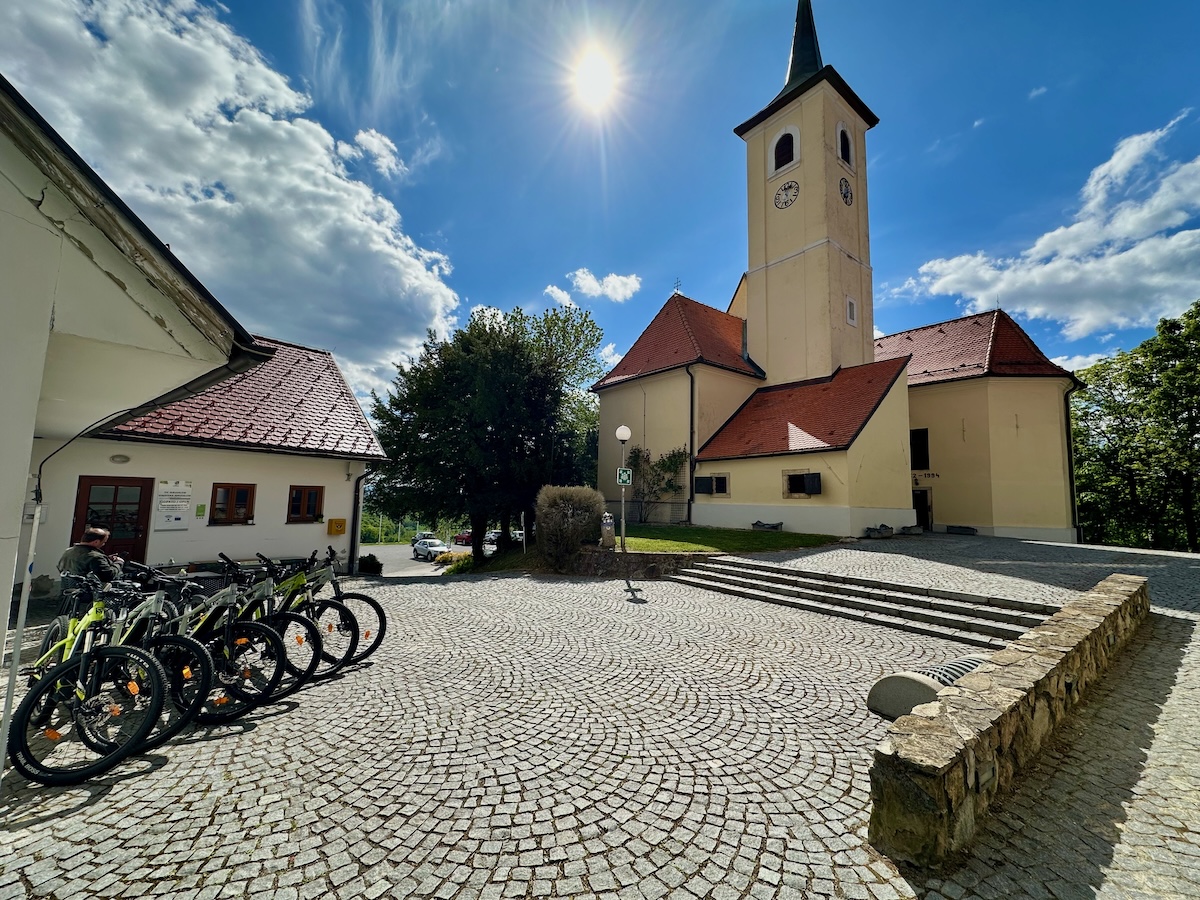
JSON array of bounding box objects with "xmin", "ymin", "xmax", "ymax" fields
[{"xmin": 3, "ymin": 0, "xmax": 1200, "ymax": 397}]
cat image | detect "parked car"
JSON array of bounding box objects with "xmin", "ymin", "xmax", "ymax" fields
[
  {"xmin": 512, "ymin": 529, "xmax": 525, "ymax": 542},
  {"xmin": 484, "ymin": 530, "xmax": 500, "ymax": 544},
  {"xmin": 413, "ymin": 538, "xmax": 450, "ymax": 561},
  {"xmin": 410, "ymin": 531, "xmax": 436, "ymax": 546},
  {"xmin": 453, "ymin": 530, "xmax": 472, "ymax": 545}
]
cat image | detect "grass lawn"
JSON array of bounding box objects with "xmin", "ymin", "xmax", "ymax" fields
[
  {"xmin": 467, "ymin": 524, "xmax": 837, "ymax": 574},
  {"xmin": 623, "ymin": 523, "xmax": 837, "ymax": 553}
]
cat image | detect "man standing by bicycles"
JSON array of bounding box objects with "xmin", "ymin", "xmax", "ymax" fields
[{"xmin": 57, "ymin": 526, "xmax": 124, "ymax": 582}]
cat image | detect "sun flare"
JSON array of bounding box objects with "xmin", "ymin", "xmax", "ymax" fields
[{"xmin": 573, "ymin": 48, "xmax": 616, "ymax": 113}]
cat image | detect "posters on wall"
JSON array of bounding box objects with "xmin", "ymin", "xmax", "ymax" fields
[{"xmin": 154, "ymin": 479, "xmax": 191, "ymax": 531}]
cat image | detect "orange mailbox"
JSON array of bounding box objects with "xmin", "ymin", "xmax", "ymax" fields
[{"xmin": 326, "ymin": 518, "xmax": 347, "ymax": 536}]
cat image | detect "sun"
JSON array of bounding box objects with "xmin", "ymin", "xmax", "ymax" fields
[{"xmin": 573, "ymin": 47, "xmax": 616, "ymax": 114}]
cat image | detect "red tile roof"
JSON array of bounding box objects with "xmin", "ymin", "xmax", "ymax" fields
[
  {"xmin": 696, "ymin": 356, "xmax": 909, "ymax": 461},
  {"xmin": 108, "ymin": 336, "xmax": 385, "ymax": 458},
  {"xmin": 592, "ymin": 293, "xmax": 762, "ymax": 390},
  {"xmin": 873, "ymin": 309, "xmax": 1073, "ymax": 386}
]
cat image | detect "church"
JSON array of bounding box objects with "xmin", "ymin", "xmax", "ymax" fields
[{"xmin": 593, "ymin": 0, "xmax": 1079, "ymax": 543}]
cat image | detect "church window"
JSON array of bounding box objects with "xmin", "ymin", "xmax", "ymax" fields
[
  {"xmin": 695, "ymin": 474, "xmax": 730, "ymax": 497},
  {"xmin": 910, "ymin": 429, "xmax": 930, "ymax": 470},
  {"xmin": 774, "ymin": 133, "xmax": 794, "ymax": 171},
  {"xmin": 846, "ymin": 296, "xmax": 858, "ymax": 326},
  {"xmin": 769, "ymin": 125, "xmax": 801, "ymax": 175},
  {"xmin": 783, "ymin": 470, "xmax": 822, "ymax": 497},
  {"xmin": 839, "ymin": 128, "xmax": 853, "ymax": 165}
]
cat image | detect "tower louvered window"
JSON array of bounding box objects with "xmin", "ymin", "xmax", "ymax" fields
[{"xmin": 774, "ymin": 133, "xmax": 795, "ymax": 170}]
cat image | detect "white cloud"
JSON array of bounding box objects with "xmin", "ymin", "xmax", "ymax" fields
[
  {"xmin": 973, "ymin": 118, "xmax": 985, "ymax": 128},
  {"xmin": 568, "ymin": 268, "xmax": 642, "ymax": 302},
  {"xmin": 0, "ymin": 0, "xmax": 458, "ymax": 397},
  {"xmin": 599, "ymin": 343, "xmax": 623, "ymax": 368},
  {"xmin": 873, "ymin": 327, "xmax": 885, "ymax": 339},
  {"xmin": 543, "ymin": 285, "xmax": 575, "ymax": 308},
  {"xmin": 354, "ymin": 128, "xmax": 407, "ymax": 178},
  {"xmin": 1051, "ymin": 353, "xmax": 1109, "ymax": 372},
  {"xmin": 914, "ymin": 113, "xmax": 1200, "ymax": 340},
  {"xmin": 1029, "ymin": 86, "xmax": 1048, "ymax": 100}
]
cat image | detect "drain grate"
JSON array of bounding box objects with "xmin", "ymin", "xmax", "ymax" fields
[{"xmin": 867, "ymin": 654, "xmax": 992, "ymax": 720}]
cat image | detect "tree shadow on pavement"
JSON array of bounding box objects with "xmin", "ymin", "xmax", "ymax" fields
[{"xmin": 903, "ymin": 611, "xmax": 1198, "ymax": 899}]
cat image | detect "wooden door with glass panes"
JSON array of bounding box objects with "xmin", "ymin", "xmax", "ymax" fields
[{"xmin": 71, "ymin": 476, "xmax": 155, "ymax": 563}]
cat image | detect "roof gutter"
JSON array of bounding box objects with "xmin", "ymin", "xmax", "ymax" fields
[{"xmin": 88, "ymin": 342, "xmax": 274, "ymax": 436}]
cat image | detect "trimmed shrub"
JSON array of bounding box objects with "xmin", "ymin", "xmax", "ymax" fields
[
  {"xmin": 357, "ymin": 553, "xmax": 383, "ymax": 575},
  {"xmin": 442, "ymin": 552, "xmax": 475, "ymax": 575},
  {"xmin": 536, "ymin": 485, "xmax": 606, "ymax": 573}
]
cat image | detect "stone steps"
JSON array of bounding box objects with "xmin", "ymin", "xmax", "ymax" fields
[{"xmin": 667, "ymin": 558, "xmax": 1059, "ymax": 650}]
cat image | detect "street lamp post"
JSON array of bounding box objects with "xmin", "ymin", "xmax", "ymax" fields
[{"xmin": 616, "ymin": 425, "xmax": 631, "ymax": 552}]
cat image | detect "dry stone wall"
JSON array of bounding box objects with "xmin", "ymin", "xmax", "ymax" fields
[{"xmin": 868, "ymin": 573, "xmax": 1150, "ymax": 867}]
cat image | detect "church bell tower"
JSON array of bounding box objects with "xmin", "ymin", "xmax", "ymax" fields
[{"xmin": 735, "ymin": 0, "xmax": 879, "ymax": 386}]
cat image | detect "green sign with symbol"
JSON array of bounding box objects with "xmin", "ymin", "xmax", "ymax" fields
[{"xmin": 616, "ymin": 467, "xmax": 632, "ymax": 486}]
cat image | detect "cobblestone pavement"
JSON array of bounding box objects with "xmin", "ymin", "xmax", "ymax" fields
[{"xmin": 2, "ymin": 534, "xmax": 1198, "ymax": 899}]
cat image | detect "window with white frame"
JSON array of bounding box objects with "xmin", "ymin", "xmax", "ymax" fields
[
  {"xmin": 836, "ymin": 122, "xmax": 854, "ymax": 169},
  {"xmin": 769, "ymin": 124, "xmax": 801, "ymax": 176}
]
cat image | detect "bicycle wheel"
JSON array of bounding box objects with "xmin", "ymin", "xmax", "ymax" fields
[
  {"xmin": 35, "ymin": 615, "xmax": 70, "ymax": 668},
  {"xmin": 334, "ymin": 593, "xmax": 386, "ymax": 664},
  {"xmin": 262, "ymin": 611, "xmax": 322, "ymax": 700},
  {"xmin": 308, "ymin": 599, "xmax": 359, "ymax": 680},
  {"xmin": 138, "ymin": 634, "xmax": 214, "ymax": 751},
  {"xmin": 194, "ymin": 621, "xmax": 285, "ymax": 725},
  {"xmin": 7, "ymin": 647, "xmax": 166, "ymax": 786}
]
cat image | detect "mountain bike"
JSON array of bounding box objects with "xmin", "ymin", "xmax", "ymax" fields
[
  {"xmin": 159, "ymin": 576, "xmax": 285, "ymax": 725},
  {"xmin": 218, "ymin": 553, "xmax": 323, "ymax": 700},
  {"xmin": 261, "ymin": 554, "xmax": 359, "ymax": 680},
  {"xmin": 7, "ymin": 592, "xmax": 167, "ymax": 786},
  {"xmin": 309, "ymin": 545, "xmax": 387, "ymax": 665}
]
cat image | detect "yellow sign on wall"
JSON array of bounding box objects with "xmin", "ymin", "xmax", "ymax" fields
[{"xmin": 326, "ymin": 518, "xmax": 347, "ymax": 535}]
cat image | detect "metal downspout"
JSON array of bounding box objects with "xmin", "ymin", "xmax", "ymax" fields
[
  {"xmin": 687, "ymin": 365, "xmax": 696, "ymax": 524},
  {"xmin": 1064, "ymin": 383, "xmax": 1082, "ymax": 543},
  {"xmin": 349, "ymin": 471, "xmax": 369, "ymax": 574}
]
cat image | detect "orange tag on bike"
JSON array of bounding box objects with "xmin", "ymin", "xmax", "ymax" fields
[
  {"xmin": 214, "ymin": 696, "xmax": 229, "ymax": 705},
  {"xmin": 109, "ymin": 705, "xmax": 122, "ymax": 717},
  {"xmin": 182, "ymin": 666, "xmax": 193, "ymax": 680},
  {"xmin": 127, "ymin": 681, "xmax": 140, "ymax": 695},
  {"xmin": 44, "ymin": 728, "xmax": 62, "ymax": 741},
  {"xmin": 235, "ymin": 637, "xmax": 250, "ymax": 646},
  {"xmin": 295, "ymin": 635, "xmax": 305, "ymax": 645},
  {"xmin": 363, "ymin": 630, "xmax": 371, "ymax": 639},
  {"xmin": 327, "ymin": 624, "xmax": 334, "ymax": 633},
  {"xmin": 242, "ymin": 668, "xmax": 252, "ymax": 678}
]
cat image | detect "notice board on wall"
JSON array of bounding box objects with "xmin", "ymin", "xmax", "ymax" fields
[{"xmin": 155, "ymin": 479, "xmax": 192, "ymax": 531}]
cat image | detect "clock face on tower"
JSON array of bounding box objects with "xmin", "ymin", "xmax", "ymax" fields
[
  {"xmin": 774, "ymin": 180, "xmax": 799, "ymax": 209},
  {"xmin": 839, "ymin": 177, "xmax": 853, "ymax": 206}
]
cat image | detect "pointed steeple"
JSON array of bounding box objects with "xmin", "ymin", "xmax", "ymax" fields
[
  {"xmin": 734, "ymin": 0, "xmax": 877, "ymax": 137},
  {"xmin": 781, "ymin": 0, "xmax": 822, "ymax": 97}
]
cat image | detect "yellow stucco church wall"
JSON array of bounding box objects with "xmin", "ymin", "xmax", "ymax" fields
[
  {"xmin": 691, "ymin": 375, "xmax": 914, "ymax": 536},
  {"xmin": 907, "ymin": 377, "xmax": 1076, "ymax": 541},
  {"xmin": 693, "ymin": 367, "xmax": 759, "ymax": 447},
  {"xmin": 986, "ymin": 378, "xmax": 1076, "ymax": 540},
  {"xmin": 907, "ymin": 379, "xmax": 995, "ymax": 530},
  {"xmin": 845, "ymin": 374, "xmax": 914, "ymax": 514},
  {"xmin": 596, "ymin": 370, "xmax": 690, "ymax": 506}
]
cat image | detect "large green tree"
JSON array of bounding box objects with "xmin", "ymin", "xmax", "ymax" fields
[
  {"xmin": 1072, "ymin": 300, "xmax": 1200, "ymax": 551},
  {"xmin": 369, "ymin": 306, "xmax": 603, "ymax": 561}
]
